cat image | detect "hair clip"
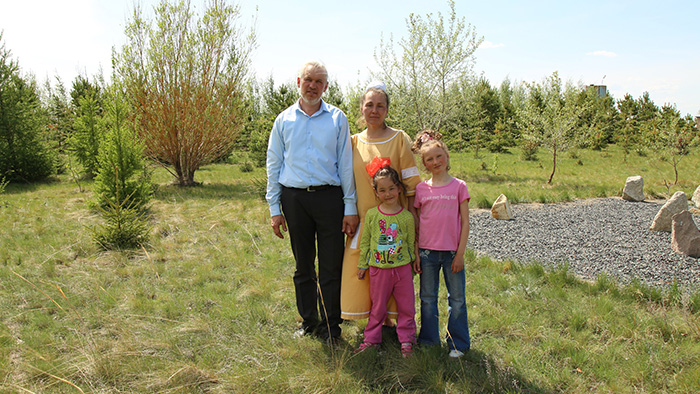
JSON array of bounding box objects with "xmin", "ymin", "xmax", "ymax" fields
[
  {"xmin": 420, "ymin": 134, "xmax": 433, "ymax": 143},
  {"xmin": 366, "ymin": 157, "xmax": 391, "ymax": 177}
]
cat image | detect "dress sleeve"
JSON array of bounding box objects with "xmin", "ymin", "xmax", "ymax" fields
[{"xmin": 398, "ymin": 131, "xmax": 421, "ymax": 196}]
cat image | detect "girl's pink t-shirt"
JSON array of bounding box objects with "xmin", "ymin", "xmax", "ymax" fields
[{"xmin": 414, "ymin": 177, "xmax": 470, "ymax": 251}]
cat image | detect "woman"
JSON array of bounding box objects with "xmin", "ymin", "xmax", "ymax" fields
[{"xmin": 340, "ymin": 81, "xmax": 421, "ymax": 321}]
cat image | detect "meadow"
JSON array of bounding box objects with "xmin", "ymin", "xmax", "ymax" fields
[{"xmin": 1, "ymin": 145, "xmax": 699, "ymax": 393}]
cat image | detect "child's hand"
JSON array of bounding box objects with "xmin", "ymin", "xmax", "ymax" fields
[
  {"xmin": 412, "ymin": 255, "xmax": 422, "ymax": 274},
  {"xmin": 357, "ymin": 268, "xmax": 368, "ymax": 280},
  {"xmin": 451, "ymin": 254, "xmax": 464, "ymax": 273}
]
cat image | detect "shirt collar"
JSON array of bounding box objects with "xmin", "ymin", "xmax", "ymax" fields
[{"xmin": 294, "ymin": 98, "xmax": 329, "ymax": 117}]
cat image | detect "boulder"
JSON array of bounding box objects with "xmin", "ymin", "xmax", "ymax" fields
[
  {"xmin": 622, "ymin": 175, "xmax": 645, "ymax": 201},
  {"xmin": 491, "ymin": 194, "xmax": 513, "ymax": 220},
  {"xmin": 692, "ymin": 185, "xmax": 700, "ymax": 208},
  {"xmin": 671, "ymin": 210, "xmax": 700, "ymax": 258},
  {"xmin": 650, "ymin": 191, "xmax": 688, "ymax": 232}
]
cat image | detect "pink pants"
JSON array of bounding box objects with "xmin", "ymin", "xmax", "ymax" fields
[{"xmin": 364, "ymin": 264, "xmax": 416, "ymax": 344}]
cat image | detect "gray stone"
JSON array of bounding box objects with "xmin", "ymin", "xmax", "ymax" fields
[
  {"xmin": 650, "ymin": 191, "xmax": 688, "ymax": 232},
  {"xmin": 491, "ymin": 194, "xmax": 513, "ymax": 220},
  {"xmin": 622, "ymin": 175, "xmax": 645, "ymax": 201},
  {"xmin": 671, "ymin": 210, "xmax": 700, "ymax": 258}
]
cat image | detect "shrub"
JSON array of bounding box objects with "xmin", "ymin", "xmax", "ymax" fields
[
  {"xmin": 70, "ymin": 94, "xmax": 103, "ymax": 177},
  {"xmin": 249, "ymin": 177, "xmax": 267, "ymax": 201},
  {"xmin": 91, "ymin": 86, "xmax": 152, "ymax": 249},
  {"xmin": 689, "ymin": 291, "xmax": 700, "ymax": 314},
  {"xmin": 93, "ymin": 88, "xmax": 152, "ymax": 210},
  {"xmin": 92, "ymin": 193, "xmax": 150, "ymax": 250},
  {"xmin": 248, "ymin": 121, "xmax": 272, "ymax": 168},
  {"xmin": 239, "ymin": 161, "xmax": 254, "ymax": 173},
  {"xmin": 475, "ymin": 194, "xmax": 492, "ymax": 209},
  {"xmin": 520, "ymin": 140, "xmax": 539, "ymax": 161},
  {"xmin": 0, "ymin": 37, "xmax": 55, "ymax": 182}
]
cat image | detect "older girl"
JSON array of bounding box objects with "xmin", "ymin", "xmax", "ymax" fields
[{"xmin": 412, "ymin": 130, "xmax": 471, "ymax": 358}]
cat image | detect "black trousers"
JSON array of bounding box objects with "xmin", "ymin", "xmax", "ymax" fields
[{"xmin": 281, "ymin": 186, "xmax": 345, "ymax": 338}]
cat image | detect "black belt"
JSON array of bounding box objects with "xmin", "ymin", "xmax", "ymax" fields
[{"xmin": 285, "ymin": 185, "xmax": 335, "ymax": 192}]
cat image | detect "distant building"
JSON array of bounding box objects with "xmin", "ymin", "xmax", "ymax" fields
[{"xmin": 588, "ymin": 84, "xmax": 607, "ymax": 99}]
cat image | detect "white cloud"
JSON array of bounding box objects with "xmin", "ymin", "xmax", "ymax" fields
[
  {"xmin": 586, "ymin": 50, "xmax": 618, "ymax": 58},
  {"xmin": 480, "ymin": 40, "xmax": 505, "ymax": 49}
]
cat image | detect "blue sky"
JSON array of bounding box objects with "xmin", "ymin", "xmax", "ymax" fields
[{"xmin": 1, "ymin": 0, "xmax": 698, "ymax": 116}]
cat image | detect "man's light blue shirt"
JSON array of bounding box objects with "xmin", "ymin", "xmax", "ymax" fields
[{"xmin": 266, "ymin": 99, "xmax": 357, "ymax": 217}]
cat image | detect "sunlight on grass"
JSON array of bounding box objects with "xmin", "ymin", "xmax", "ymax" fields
[{"xmin": 1, "ymin": 149, "xmax": 699, "ymax": 392}]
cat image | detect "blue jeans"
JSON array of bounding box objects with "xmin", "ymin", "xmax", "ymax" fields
[{"xmin": 417, "ymin": 249, "xmax": 470, "ymax": 351}]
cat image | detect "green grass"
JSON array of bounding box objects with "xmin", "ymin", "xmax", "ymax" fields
[
  {"xmin": 450, "ymin": 144, "xmax": 700, "ymax": 206},
  {"xmin": 0, "ymin": 147, "xmax": 699, "ymax": 393}
]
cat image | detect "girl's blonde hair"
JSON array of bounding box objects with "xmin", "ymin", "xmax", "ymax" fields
[{"xmin": 412, "ymin": 129, "xmax": 451, "ymax": 171}]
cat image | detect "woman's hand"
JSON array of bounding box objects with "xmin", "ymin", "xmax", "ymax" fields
[{"xmin": 357, "ymin": 268, "xmax": 368, "ymax": 280}]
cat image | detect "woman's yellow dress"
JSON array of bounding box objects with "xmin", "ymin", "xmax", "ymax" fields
[{"xmin": 340, "ymin": 129, "xmax": 421, "ymax": 320}]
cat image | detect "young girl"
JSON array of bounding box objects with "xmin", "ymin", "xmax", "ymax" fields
[
  {"xmin": 355, "ymin": 160, "xmax": 416, "ymax": 357},
  {"xmin": 412, "ymin": 130, "xmax": 471, "ymax": 358}
]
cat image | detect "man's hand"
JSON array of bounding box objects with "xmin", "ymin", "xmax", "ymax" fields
[
  {"xmin": 342, "ymin": 215, "xmax": 359, "ymax": 237},
  {"xmin": 271, "ymin": 215, "xmax": 287, "ymax": 239}
]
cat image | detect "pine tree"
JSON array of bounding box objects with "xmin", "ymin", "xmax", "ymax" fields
[
  {"xmin": 0, "ymin": 34, "xmax": 55, "ymax": 182},
  {"xmin": 91, "ymin": 85, "xmax": 152, "ymax": 249},
  {"xmin": 93, "ymin": 86, "xmax": 151, "ymax": 210},
  {"xmin": 71, "ymin": 94, "xmax": 103, "ymax": 177}
]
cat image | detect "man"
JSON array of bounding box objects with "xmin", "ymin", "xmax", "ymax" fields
[{"xmin": 266, "ymin": 61, "xmax": 359, "ymax": 343}]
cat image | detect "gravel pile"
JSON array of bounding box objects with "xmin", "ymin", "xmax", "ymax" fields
[{"xmin": 468, "ymin": 197, "xmax": 700, "ymax": 289}]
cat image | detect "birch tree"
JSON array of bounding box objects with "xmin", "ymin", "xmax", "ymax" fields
[
  {"xmin": 520, "ymin": 72, "xmax": 586, "ymax": 184},
  {"xmin": 652, "ymin": 105, "xmax": 699, "ymax": 185},
  {"xmin": 374, "ymin": 0, "xmax": 482, "ymax": 135}
]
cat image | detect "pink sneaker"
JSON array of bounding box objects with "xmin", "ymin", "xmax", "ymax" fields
[
  {"xmin": 353, "ymin": 342, "xmax": 378, "ymax": 354},
  {"xmin": 401, "ymin": 342, "xmax": 414, "ymax": 358}
]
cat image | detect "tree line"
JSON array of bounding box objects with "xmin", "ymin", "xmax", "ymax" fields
[{"xmin": 1, "ymin": 0, "xmax": 698, "ymax": 190}]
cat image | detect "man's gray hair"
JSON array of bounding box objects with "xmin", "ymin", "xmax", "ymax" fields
[{"xmin": 298, "ymin": 61, "xmax": 328, "ymax": 78}]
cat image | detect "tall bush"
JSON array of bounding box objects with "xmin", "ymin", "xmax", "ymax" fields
[
  {"xmin": 519, "ymin": 72, "xmax": 587, "ymax": 184},
  {"xmin": 0, "ymin": 34, "xmax": 55, "ymax": 182},
  {"xmin": 43, "ymin": 78, "xmax": 74, "ymax": 154},
  {"xmin": 246, "ymin": 77, "xmax": 298, "ymax": 167},
  {"xmin": 114, "ymin": 0, "xmax": 257, "ymax": 186},
  {"xmin": 71, "ymin": 94, "xmax": 103, "ymax": 177},
  {"xmin": 652, "ymin": 105, "xmax": 699, "ymax": 185},
  {"xmin": 374, "ymin": 0, "xmax": 482, "ymax": 135},
  {"xmin": 91, "ymin": 85, "xmax": 152, "ymax": 249},
  {"xmin": 93, "ymin": 86, "xmax": 151, "ymax": 210}
]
